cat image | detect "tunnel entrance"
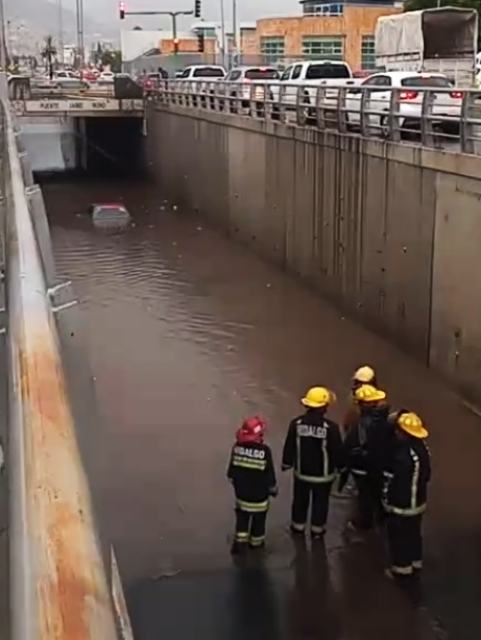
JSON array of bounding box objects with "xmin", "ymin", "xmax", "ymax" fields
[{"xmin": 79, "ymin": 116, "xmax": 145, "ymax": 176}]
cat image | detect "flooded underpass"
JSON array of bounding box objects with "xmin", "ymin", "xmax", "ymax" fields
[{"xmin": 42, "ymin": 177, "xmax": 481, "ymax": 640}]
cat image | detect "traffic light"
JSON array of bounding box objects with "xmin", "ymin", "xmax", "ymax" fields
[
  {"xmin": 194, "ymin": 0, "xmax": 201, "ymax": 18},
  {"xmin": 197, "ymin": 32, "xmax": 205, "ymax": 52},
  {"xmin": 119, "ymin": 1, "xmax": 126, "ymax": 19}
]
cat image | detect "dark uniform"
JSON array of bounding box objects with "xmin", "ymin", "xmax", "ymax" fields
[
  {"xmin": 383, "ymin": 437, "xmax": 431, "ymax": 575},
  {"xmin": 343, "ymin": 404, "xmax": 392, "ymax": 529},
  {"xmin": 282, "ymin": 410, "xmax": 343, "ymax": 535},
  {"xmin": 227, "ymin": 441, "xmax": 277, "ymax": 548}
]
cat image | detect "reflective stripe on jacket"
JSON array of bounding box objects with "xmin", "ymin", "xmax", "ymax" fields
[
  {"xmin": 282, "ymin": 409, "xmax": 343, "ymax": 484},
  {"xmin": 383, "ymin": 439, "xmax": 431, "ymax": 517}
]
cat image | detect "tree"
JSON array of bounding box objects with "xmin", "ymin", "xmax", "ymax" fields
[
  {"xmin": 91, "ymin": 42, "xmax": 103, "ymax": 67},
  {"xmin": 101, "ymin": 50, "xmax": 122, "ymax": 73},
  {"xmin": 41, "ymin": 35, "xmax": 57, "ymax": 80}
]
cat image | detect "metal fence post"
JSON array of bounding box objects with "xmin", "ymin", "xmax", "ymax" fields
[
  {"xmin": 296, "ymin": 85, "xmax": 307, "ymax": 126},
  {"xmin": 360, "ymin": 88, "xmax": 371, "ymax": 138},
  {"xmin": 337, "ymin": 87, "xmax": 347, "ymax": 134},
  {"xmin": 387, "ymin": 89, "xmax": 401, "ymax": 142},
  {"xmin": 315, "ymin": 86, "xmax": 326, "ymax": 130},
  {"xmin": 460, "ymin": 91, "xmax": 475, "ymax": 155},
  {"xmin": 421, "ymin": 90, "xmax": 435, "ymax": 148},
  {"xmin": 279, "ymin": 84, "xmax": 288, "ymax": 124}
]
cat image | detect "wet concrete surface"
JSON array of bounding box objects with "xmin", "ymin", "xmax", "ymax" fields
[{"xmin": 42, "ymin": 177, "xmax": 481, "ymax": 640}]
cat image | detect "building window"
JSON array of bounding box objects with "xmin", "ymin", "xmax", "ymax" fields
[
  {"xmin": 196, "ymin": 27, "xmax": 216, "ymax": 37},
  {"xmin": 303, "ymin": 2, "xmax": 344, "ymax": 15},
  {"xmin": 260, "ymin": 36, "xmax": 285, "ymax": 63},
  {"xmin": 361, "ymin": 35, "xmax": 376, "ymax": 70},
  {"xmin": 302, "ymin": 36, "xmax": 344, "ymax": 60}
]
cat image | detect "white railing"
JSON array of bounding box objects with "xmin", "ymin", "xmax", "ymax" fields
[
  {"xmin": 151, "ymin": 79, "xmax": 481, "ymax": 155},
  {"xmin": 2, "ymin": 102, "xmax": 123, "ymax": 638}
]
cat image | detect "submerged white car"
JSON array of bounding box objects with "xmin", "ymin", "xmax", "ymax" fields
[{"xmin": 90, "ymin": 203, "xmax": 131, "ymax": 226}]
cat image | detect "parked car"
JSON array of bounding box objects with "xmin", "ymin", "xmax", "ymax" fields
[
  {"xmin": 54, "ymin": 77, "xmax": 90, "ymax": 91},
  {"xmin": 139, "ymin": 72, "xmax": 166, "ymax": 91},
  {"xmin": 178, "ymin": 65, "xmax": 226, "ymax": 80},
  {"xmin": 176, "ymin": 65, "xmax": 226, "ymax": 107},
  {"xmin": 55, "ymin": 70, "xmax": 79, "ymax": 80},
  {"xmin": 274, "ymin": 59, "xmax": 354, "ymax": 107},
  {"xmin": 82, "ymin": 68, "xmax": 100, "ymax": 83},
  {"xmin": 223, "ymin": 66, "xmax": 280, "ymax": 111},
  {"xmin": 345, "ymin": 71, "xmax": 462, "ymax": 134},
  {"xmin": 99, "ymin": 71, "xmax": 115, "ymax": 82}
]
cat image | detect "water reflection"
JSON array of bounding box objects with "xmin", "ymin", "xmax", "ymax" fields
[{"xmin": 42, "ymin": 177, "xmax": 481, "ymax": 640}]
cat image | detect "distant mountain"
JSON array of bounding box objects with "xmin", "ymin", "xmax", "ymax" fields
[{"xmin": 4, "ymin": 0, "xmax": 119, "ymax": 47}]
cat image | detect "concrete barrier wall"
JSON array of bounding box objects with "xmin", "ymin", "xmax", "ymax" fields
[{"xmin": 146, "ymin": 104, "xmax": 481, "ymax": 402}]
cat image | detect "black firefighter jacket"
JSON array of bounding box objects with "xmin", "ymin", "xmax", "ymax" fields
[
  {"xmin": 343, "ymin": 404, "xmax": 393, "ymax": 479},
  {"xmin": 227, "ymin": 442, "xmax": 277, "ymax": 511},
  {"xmin": 383, "ymin": 437, "xmax": 431, "ymax": 517},
  {"xmin": 282, "ymin": 409, "xmax": 343, "ymax": 484}
]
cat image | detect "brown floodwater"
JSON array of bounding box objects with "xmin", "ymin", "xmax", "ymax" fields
[{"xmin": 42, "ymin": 176, "xmax": 481, "ymax": 640}]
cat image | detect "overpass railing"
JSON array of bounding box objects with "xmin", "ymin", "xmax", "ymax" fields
[
  {"xmin": 152, "ymin": 79, "xmax": 481, "ymax": 155},
  {"xmin": 1, "ymin": 102, "xmax": 127, "ymax": 638}
]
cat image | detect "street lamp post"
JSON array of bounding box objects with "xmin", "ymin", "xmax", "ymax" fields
[
  {"xmin": 219, "ymin": 0, "xmax": 226, "ymax": 68},
  {"xmin": 232, "ymin": 0, "xmax": 238, "ymax": 64},
  {"xmin": 76, "ymin": 0, "xmax": 84, "ymax": 67},
  {"xmin": 0, "ymin": 0, "xmax": 7, "ymax": 71},
  {"xmin": 58, "ymin": 0, "xmax": 64, "ymax": 65}
]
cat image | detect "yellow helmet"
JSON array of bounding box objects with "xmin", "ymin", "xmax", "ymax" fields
[
  {"xmin": 354, "ymin": 384, "xmax": 386, "ymax": 403},
  {"xmin": 353, "ymin": 365, "xmax": 376, "ymax": 384},
  {"xmin": 397, "ymin": 412, "xmax": 428, "ymax": 439},
  {"xmin": 301, "ymin": 387, "xmax": 336, "ymax": 409}
]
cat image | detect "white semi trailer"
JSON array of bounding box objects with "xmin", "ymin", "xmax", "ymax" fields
[{"xmin": 375, "ymin": 7, "xmax": 478, "ymax": 86}]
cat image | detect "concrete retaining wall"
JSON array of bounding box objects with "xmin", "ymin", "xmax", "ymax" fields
[{"xmin": 146, "ymin": 103, "xmax": 481, "ymax": 402}]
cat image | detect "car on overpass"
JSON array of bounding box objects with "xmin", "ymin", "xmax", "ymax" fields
[
  {"xmin": 223, "ymin": 66, "xmax": 280, "ymax": 112},
  {"xmin": 177, "ymin": 65, "xmax": 226, "ymax": 80},
  {"xmin": 176, "ymin": 65, "xmax": 227, "ymax": 107},
  {"xmin": 345, "ymin": 71, "xmax": 463, "ymax": 135},
  {"xmin": 273, "ymin": 60, "xmax": 355, "ymax": 106}
]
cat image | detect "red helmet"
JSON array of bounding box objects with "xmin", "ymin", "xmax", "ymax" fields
[{"xmin": 236, "ymin": 416, "xmax": 266, "ymax": 444}]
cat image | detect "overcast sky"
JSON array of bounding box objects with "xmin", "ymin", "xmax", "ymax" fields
[{"xmin": 82, "ymin": 0, "xmax": 300, "ymax": 27}]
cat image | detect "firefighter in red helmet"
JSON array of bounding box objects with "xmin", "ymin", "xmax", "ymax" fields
[{"xmin": 227, "ymin": 416, "xmax": 278, "ymax": 554}]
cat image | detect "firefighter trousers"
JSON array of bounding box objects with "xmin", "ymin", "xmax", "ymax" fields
[
  {"xmin": 235, "ymin": 508, "xmax": 267, "ymax": 547},
  {"xmin": 386, "ymin": 513, "xmax": 423, "ymax": 575},
  {"xmin": 353, "ymin": 474, "xmax": 382, "ymax": 530},
  {"xmin": 291, "ymin": 478, "xmax": 332, "ymax": 534}
]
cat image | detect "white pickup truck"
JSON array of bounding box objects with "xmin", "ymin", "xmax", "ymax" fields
[
  {"xmin": 177, "ymin": 65, "xmax": 226, "ymax": 81},
  {"xmin": 274, "ymin": 60, "xmax": 356, "ymax": 108}
]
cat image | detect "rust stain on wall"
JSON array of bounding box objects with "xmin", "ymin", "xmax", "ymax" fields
[{"xmin": 18, "ymin": 333, "xmax": 115, "ymax": 638}]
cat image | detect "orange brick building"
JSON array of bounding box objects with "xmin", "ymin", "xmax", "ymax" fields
[
  {"xmin": 251, "ymin": 2, "xmax": 401, "ymax": 71},
  {"xmin": 133, "ymin": 1, "xmax": 402, "ymax": 71},
  {"xmin": 160, "ymin": 37, "xmax": 217, "ymax": 55}
]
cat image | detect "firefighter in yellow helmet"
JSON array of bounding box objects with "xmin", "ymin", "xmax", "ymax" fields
[
  {"xmin": 383, "ymin": 412, "xmax": 431, "ymax": 578},
  {"xmin": 282, "ymin": 387, "xmax": 343, "ymax": 538},
  {"xmin": 343, "ymin": 384, "xmax": 392, "ymax": 530},
  {"xmin": 342, "ymin": 365, "xmax": 378, "ymax": 436}
]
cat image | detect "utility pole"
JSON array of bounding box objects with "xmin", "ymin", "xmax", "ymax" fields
[
  {"xmin": 0, "ymin": 0, "xmax": 7, "ymax": 72},
  {"xmin": 76, "ymin": 0, "xmax": 84, "ymax": 68},
  {"xmin": 219, "ymin": 0, "xmax": 226, "ymax": 68},
  {"xmin": 58, "ymin": 0, "xmax": 64, "ymax": 65},
  {"xmin": 171, "ymin": 13, "xmax": 179, "ymax": 54},
  {"xmin": 232, "ymin": 0, "xmax": 237, "ymax": 65}
]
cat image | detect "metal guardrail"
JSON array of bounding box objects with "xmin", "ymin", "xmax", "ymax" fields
[
  {"xmin": 153, "ymin": 79, "xmax": 481, "ymax": 155},
  {"xmin": 2, "ymin": 102, "xmax": 121, "ymax": 637}
]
